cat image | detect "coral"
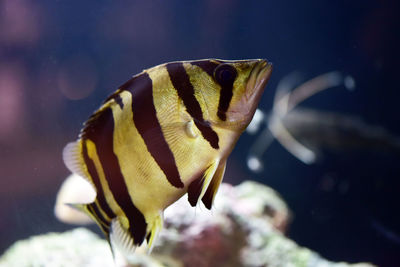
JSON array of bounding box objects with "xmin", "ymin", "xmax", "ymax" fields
[{"xmin": 0, "ymin": 181, "xmax": 375, "ymax": 267}]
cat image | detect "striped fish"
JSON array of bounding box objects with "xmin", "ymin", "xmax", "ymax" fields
[{"xmin": 58, "ymin": 59, "xmax": 272, "ymax": 259}]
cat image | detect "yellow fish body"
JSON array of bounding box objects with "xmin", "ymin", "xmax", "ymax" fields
[{"xmin": 60, "ymin": 59, "xmax": 272, "ymax": 257}]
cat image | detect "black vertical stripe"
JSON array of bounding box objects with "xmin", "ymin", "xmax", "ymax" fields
[
  {"xmin": 201, "ymin": 186, "xmax": 214, "ymax": 210},
  {"xmin": 216, "ymin": 81, "xmax": 234, "ymax": 121},
  {"xmin": 191, "ymin": 61, "xmax": 235, "ymax": 121},
  {"xmin": 187, "ymin": 173, "xmax": 205, "ymax": 207},
  {"xmin": 103, "ymin": 90, "xmax": 124, "ymax": 109},
  {"xmin": 191, "ymin": 60, "xmax": 219, "ymax": 77},
  {"xmin": 214, "ymin": 64, "xmax": 237, "ymax": 121},
  {"xmin": 114, "ymin": 94, "xmax": 124, "ymax": 109},
  {"xmin": 192, "ymin": 61, "xmax": 237, "ymax": 121},
  {"xmin": 83, "ymin": 107, "xmax": 147, "ymax": 245},
  {"xmin": 166, "ymin": 62, "xmax": 219, "ymax": 149},
  {"xmin": 146, "ymin": 232, "xmax": 152, "ymax": 244},
  {"xmin": 82, "ymin": 142, "xmax": 116, "ymax": 220},
  {"xmin": 201, "ymin": 178, "xmax": 219, "ymax": 210},
  {"xmin": 120, "ymin": 73, "xmax": 184, "ymax": 189},
  {"xmin": 87, "ymin": 202, "xmax": 110, "ymax": 235},
  {"xmin": 89, "ymin": 202, "xmax": 110, "ymax": 228}
]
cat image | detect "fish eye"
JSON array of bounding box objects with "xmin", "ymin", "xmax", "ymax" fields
[{"xmin": 214, "ymin": 64, "xmax": 237, "ymax": 86}]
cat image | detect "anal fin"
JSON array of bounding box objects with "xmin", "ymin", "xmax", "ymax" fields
[
  {"xmin": 66, "ymin": 202, "xmax": 110, "ymax": 237},
  {"xmin": 110, "ymin": 218, "xmax": 137, "ymax": 264},
  {"xmin": 188, "ymin": 159, "xmax": 220, "ymax": 207},
  {"xmin": 109, "ymin": 214, "xmax": 163, "ymax": 262},
  {"xmin": 201, "ymin": 159, "xmax": 226, "ymax": 209}
]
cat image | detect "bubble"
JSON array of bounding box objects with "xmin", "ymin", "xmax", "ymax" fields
[
  {"xmin": 247, "ymin": 109, "xmax": 265, "ymax": 134},
  {"xmin": 247, "ymin": 156, "xmax": 263, "ymax": 172},
  {"xmin": 344, "ymin": 75, "xmax": 356, "ymax": 91},
  {"xmin": 58, "ymin": 55, "xmax": 98, "ymax": 100}
]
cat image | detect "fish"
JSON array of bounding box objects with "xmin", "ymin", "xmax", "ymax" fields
[
  {"xmin": 247, "ymin": 70, "xmax": 400, "ymax": 172},
  {"xmin": 247, "ymin": 71, "xmax": 354, "ymax": 169},
  {"xmin": 277, "ymin": 108, "xmax": 400, "ymax": 155},
  {"xmin": 56, "ymin": 59, "xmax": 272, "ymax": 260}
]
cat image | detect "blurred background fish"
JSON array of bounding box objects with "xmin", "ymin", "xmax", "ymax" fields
[{"xmin": 247, "ymin": 71, "xmax": 400, "ymax": 169}]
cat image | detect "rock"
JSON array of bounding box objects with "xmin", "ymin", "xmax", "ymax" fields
[
  {"xmin": 0, "ymin": 228, "xmax": 114, "ymax": 267},
  {"xmin": 0, "ymin": 181, "xmax": 375, "ymax": 267}
]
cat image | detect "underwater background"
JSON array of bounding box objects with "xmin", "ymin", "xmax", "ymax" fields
[{"xmin": 0, "ymin": 0, "xmax": 399, "ymax": 266}]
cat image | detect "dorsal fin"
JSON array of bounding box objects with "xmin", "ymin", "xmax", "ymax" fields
[
  {"xmin": 79, "ymin": 84, "xmax": 127, "ymax": 141},
  {"xmin": 79, "ymin": 103, "xmax": 112, "ymax": 140}
]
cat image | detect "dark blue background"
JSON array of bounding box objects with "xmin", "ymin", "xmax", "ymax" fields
[{"xmin": 0, "ymin": 0, "xmax": 399, "ymax": 266}]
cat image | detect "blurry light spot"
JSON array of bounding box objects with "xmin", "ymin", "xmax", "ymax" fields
[
  {"xmin": 338, "ymin": 180, "xmax": 349, "ymax": 194},
  {"xmin": 0, "ymin": 0, "xmax": 42, "ymax": 46},
  {"xmin": 0, "ymin": 62, "xmax": 26, "ymax": 140},
  {"xmin": 247, "ymin": 109, "xmax": 265, "ymax": 134},
  {"xmin": 344, "ymin": 75, "xmax": 356, "ymax": 91},
  {"xmin": 325, "ymin": 71, "xmax": 343, "ymax": 88},
  {"xmin": 58, "ymin": 55, "xmax": 98, "ymax": 100},
  {"xmin": 320, "ymin": 175, "xmax": 335, "ymax": 192},
  {"xmin": 247, "ymin": 156, "xmax": 263, "ymax": 172}
]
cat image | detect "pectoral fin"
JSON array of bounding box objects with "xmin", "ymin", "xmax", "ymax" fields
[
  {"xmin": 201, "ymin": 159, "xmax": 226, "ymax": 209},
  {"xmin": 187, "ymin": 159, "xmax": 220, "ymax": 207},
  {"xmin": 145, "ymin": 212, "xmax": 163, "ymax": 254}
]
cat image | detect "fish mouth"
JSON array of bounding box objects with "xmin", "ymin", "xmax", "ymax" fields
[
  {"xmin": 245, "ymin": 59, "xmax": 273, "ymax": 103},
  {"xmin": 233, "ymin": 59, "xmax": 272, "ymax": 126}
]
